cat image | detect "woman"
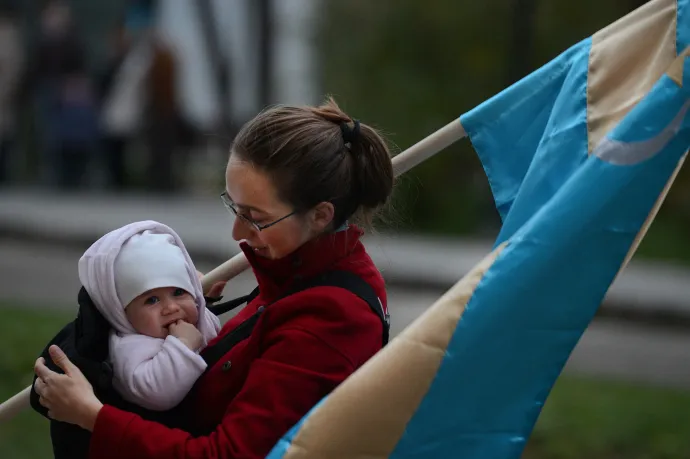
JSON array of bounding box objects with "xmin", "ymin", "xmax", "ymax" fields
[{"xmin": 34, "ymin": 97, "xmax": 395, "ymax": 458}]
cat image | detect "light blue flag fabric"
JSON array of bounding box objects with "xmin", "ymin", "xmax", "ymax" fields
[
  {"xmin": 460, "ymin": 38, "xmax": 591, "ymax": 235},
  {"xmin": 462, "ymin": 0, "xmax": 690, "ymax": 247},
  {"xmin": 388, "ymin": 6, "xmax": 690, "ymax": 459},
  {"xmin": 268, "ymin": 1, "xmax": 690, "ymax": 458},
  {"xmin": 390, "ymin": 59, "xmax": 690, "ymax": 459}
]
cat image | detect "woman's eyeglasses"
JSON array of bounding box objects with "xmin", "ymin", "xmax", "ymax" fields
[{"xmin": 220, "ymin": 191, "xmax": 297, "ymax": 231}]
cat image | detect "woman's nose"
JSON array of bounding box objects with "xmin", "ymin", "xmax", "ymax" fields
[{"xmin": 231, "ymin": 215, "xmax": 254, "ymax": 242}]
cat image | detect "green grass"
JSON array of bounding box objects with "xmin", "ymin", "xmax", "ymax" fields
[
  {"xmin": 1, "ymin": 304, "xmax": 689, "ymax": 459},
  {"xmin": 0, "ymin": 303, "xmax": 72, "ymax": 459},
  {"xmin": 526, "ymin": 377, "xmax": 690, "ymax": 458},
  {"xmin": 634, "ymin": 218, "xmax": 690, "ymax": 267}
]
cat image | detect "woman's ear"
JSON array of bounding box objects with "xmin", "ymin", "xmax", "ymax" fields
[{"xmin": 309, "ymin": 202, "xmax": 335, "ymax": 233}]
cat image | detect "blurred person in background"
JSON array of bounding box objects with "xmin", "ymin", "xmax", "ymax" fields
[
  {"xmin": 54, "ymin": 65, "xmax": 99, "ymax": 190},
  {"xmin": 0, "ymin": 2, "xmax": 24, "ymax": 185},
  {"xmin": 101, "ymin": 0, "xmax": 190, "ymax": 193},
  {"xmin": 143, "ymin": 30, "xmax": 183, "ymax": 193},
  {"xmin": 97, "ymin": 19, "xmax": 133, "ymax": 191},
  {"xmin": 31, "ymin": 0, "xmax": 97, "ymax": 189}
]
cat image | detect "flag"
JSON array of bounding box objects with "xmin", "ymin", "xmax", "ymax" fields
[
  {"xmin": 462, "ymin": 0, "xmax": 686, "ymax": 245},
  {"xmin": 267, "ymin": 0, "xmax": 690, "ymax": 457}
]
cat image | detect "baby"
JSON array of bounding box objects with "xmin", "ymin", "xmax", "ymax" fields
[{"xmin": 77, "ymin": 220, "xmax": 221, "ymax": 411}]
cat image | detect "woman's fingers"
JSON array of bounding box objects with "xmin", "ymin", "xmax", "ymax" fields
[
  {"xmin": 34, "ymin": 376, "xmax": 46, "ymax": 395},
  {"xmin": 48, "ymin": 345, "xmax": 78, "ymax": 376},
  {"xmin": 34, "ymin": 356, "xmax": 54, "ymax": 380},
  {"xmin": 31, "ymin": 349, "xmax": 102, "ymax": 429},
  {"xmin": 207, "ymin": 281, "xmax": 227, "ymax": 298},
  {"xmin": 34, "ymin": 377, "xmax": 52, "ymax": 409}
]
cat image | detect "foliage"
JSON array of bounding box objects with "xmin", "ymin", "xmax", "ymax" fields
[
  {"xmin": 318, "ymin": 0, "xmax": 690, "ymax": 264},
  {"xmin": 0, "ymin": 303, "xmax": 71, "ymax": 459},
  {"xmin": 526, "ymin": 376, "xmax": 690, "ymax": 458}
]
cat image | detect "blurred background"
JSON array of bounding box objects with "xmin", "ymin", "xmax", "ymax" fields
[{"xmin": 1, "ymin": 0, "xmax": 689, "ymax": 458}]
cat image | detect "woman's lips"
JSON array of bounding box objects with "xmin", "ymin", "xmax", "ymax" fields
[{"xmin": 252, "ymin": 246, "xmax": 269, "ymax": 256}]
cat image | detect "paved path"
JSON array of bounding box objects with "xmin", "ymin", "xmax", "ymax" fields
[
  {"xmin": 2, "ymin": 189, "xmax": 690, "ymax": 319},
  {"xmin": 2, "ymin": 239, "xmax": 689, "ymax": 389}
]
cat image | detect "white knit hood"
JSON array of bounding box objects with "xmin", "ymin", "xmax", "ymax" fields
[{"xmin": 77, "ymin": 220, "xmax": 220, "ymax": 343}]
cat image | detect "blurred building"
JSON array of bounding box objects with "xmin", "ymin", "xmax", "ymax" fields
[{"xmin": 14, "ymin": 0, "xmax": 319, "ymax": 135}]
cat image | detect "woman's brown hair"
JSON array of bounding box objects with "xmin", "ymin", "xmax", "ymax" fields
[{"xmin": 231, "ymin": 97, "xmax": 394, "ymax": 229}]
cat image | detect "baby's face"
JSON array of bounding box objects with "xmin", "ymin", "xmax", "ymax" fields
[{"xmin": 125, "ymin": 287, "xmax": 199, "ymax": 338}]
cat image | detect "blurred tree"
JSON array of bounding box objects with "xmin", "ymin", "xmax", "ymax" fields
[
  {"xmin": 253, "ymin": 0, "xmax": 273, "ymax": 107},
  {"xmin": 628, "ymin": 0, "xmax": 651, "ymax": 9},
  {"xmin": 196, "ymin": 0, "xmax": 234, "ymax": 136},
  {"xmin": 505, "ymin": 0, "xmax": 538, "ymax": 86},
  {"xmin": 319, "ymin": 0, "xmax": 513, "ymax": 236},
  {"xmin": 318, "ymin": 0, "xmax": 690, "ymax": 264}
]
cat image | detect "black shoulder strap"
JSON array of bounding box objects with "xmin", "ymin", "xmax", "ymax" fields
[
  {"xmin": 202, "ymin": 271, "xmax": 389, "ymax": 369},
  {"xmin": 288, "ymin": 271, "xmax": 389, "ymax": 346},
  {"xmin": 207, "ymin": 288, "xmax": 260, "ymax": 316}
]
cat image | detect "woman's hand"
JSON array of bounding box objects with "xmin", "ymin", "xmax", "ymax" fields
[
  {"xmin": 206, "ymin": 281, "xmax": 226, "ymax": 298},
  {"xmin": 34, "ymin": 345, "xmax": 104, "ymax": 431},
  {"xmin": 196, "ymin": 270, "xmax": 227, "ymax": 298}
]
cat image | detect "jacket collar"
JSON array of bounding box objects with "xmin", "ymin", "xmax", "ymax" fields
[{"xmin": 240, "ymin": 225, "xmax": 364, "ymax": 302}]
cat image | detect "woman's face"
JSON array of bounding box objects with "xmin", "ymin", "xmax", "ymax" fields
[{"xmin": 225, "ymin": 154, "xmax": 333, "ymax": 260}]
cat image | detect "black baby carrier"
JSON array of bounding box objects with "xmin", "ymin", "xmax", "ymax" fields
[{"xmin": 30, "ymin": 271, "xmax": 389, "ymax": 459}]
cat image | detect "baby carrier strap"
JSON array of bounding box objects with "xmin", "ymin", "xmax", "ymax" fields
[{"xmin": 203, "ymin": 270, "xmax": 390, "ymax": 370}]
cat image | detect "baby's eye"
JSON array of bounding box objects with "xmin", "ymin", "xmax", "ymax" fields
[
  {"xmin": 173, "ymin": 288, "xmax": 186, "ymax": 297},
  {"xmin": 144, "ymin": 296, "xmax": 159, "ymax": 305}
]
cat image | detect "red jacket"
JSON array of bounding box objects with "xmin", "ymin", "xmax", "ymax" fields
[{"xmin": 89, "ymin": 226, "xmax": 388, "ymax": 459}]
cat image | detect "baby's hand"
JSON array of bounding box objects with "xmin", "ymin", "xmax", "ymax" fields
[{"xmin": 168, "ymin": 320, "xmax": 203, "ymax": 352}]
